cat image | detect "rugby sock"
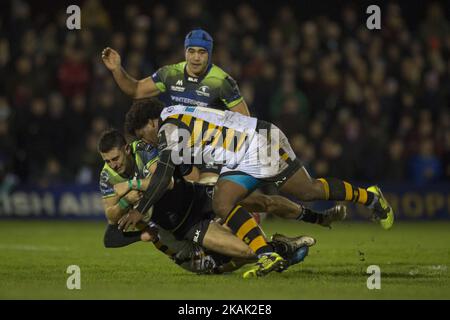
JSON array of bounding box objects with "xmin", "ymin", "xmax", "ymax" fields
[
  {"xmin": 296, "ymin": 205, "xmax": 324, "ymax": 224},
  {"xmin": 317, "ymin": 178, "xmax": 377, "ymax": 207},
  {"xmin": 225, "ymin": 205, "xmax": 272, "ymax": 256}
]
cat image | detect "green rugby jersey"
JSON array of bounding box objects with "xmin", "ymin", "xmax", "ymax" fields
[
  {"xmin": 99, "ymin": 140, "xmax": 158, "ymax": 199},
  {"xmin": 151, "ymin": 62, "xmax": 243, "ymax": 110}
]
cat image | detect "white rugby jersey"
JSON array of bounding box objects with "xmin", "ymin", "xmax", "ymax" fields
[{"xmin": 159, "ymin": 105, "xmax": 260, "ymax": 169}]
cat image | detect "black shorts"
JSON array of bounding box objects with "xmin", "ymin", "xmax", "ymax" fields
[{"xmin": 168, "ymin": 183, "xmax": 216, "ymax": 245}]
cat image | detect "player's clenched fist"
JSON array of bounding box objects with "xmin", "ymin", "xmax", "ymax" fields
[{"xmin": 101, "ymin": 47, "xmax": 121, "ymax": 71}]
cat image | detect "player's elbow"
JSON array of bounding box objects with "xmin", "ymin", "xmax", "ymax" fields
[{"xmin": 134, "ymin": 79, "xmax": 159, "ymax": 99}]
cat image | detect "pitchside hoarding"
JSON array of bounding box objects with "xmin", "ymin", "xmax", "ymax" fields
[{"xmin": 0, "ymin": 184, "xmax": 449, "ymax": 220}]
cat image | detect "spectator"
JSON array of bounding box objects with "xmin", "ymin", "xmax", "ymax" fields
[
  {"xmin": 410, "ymin": 139, "xmax": 443, "ymax": 184},
  {"xmin": 1, "ymin": 1, "xmax": 448, "ymax": 185}
]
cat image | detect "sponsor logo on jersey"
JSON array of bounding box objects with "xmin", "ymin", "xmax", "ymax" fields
[
  {"xmin": 100, "ymin": 170, "xmax": 109, "ymax": 182},
  {"xmin": 99, "ymin": 181, "xmax": 109, "ymax": 190},
  {"xmin": 170, "ymin": 85, "xmax": 185, "ymax": 92},
  {"xmin": 170, "ymin": 96, "xmax": 208, "ymax": 107},
  {"xmin": 176, "ymin": 80, "xmax": 183, "ymax": 86},
  {"xmin": 196, "ymin": 85, "xmax": 210, "ymax": 97},
  {"xmin": 193, "ymin": 229, "xmax": 201, "ymax": 243},
  {"xmin": 187, "ymin": 76, "xmax": 198, "ymax": 83}
]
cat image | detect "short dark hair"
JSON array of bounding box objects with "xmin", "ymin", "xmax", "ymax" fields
[
  {"xmin": 124, "ymin": 98, "xmax": 165, "ymax": 136},
  {"xmin": 97, "ymin": 128, "xmax": 127, "ymax": 153}
]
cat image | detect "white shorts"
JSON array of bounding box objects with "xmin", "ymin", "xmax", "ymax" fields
[{"xmin": 220, "ymin": 122, "xmax": 301, "ymax": 189}]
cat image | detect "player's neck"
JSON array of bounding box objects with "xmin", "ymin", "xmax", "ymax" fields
[{"xmin": 185, "ymin": 64, "xmax": 206, "ymax": 78}]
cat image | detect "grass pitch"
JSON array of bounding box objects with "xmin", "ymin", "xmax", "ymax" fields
[{"xmin": 0, "ymin": 219, "xmax": 449, "ymax": 299}]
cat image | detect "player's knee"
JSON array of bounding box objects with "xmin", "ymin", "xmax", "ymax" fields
[
  {"xmin": 298, "ymin": 180, "xmax": 324, "ymax": 201},
  {"xmin": 242, "ymin": 247, "xmax": 256, "ymax": 259}
]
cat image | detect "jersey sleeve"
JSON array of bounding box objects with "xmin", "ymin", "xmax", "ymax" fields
[
  {"xmin": 143, "ymin": 147, "xmax": 159, "ymax": 175},
  {"xmin": 151, "ymin": 66, "xmax": 170, "ymax": 93},
  {"xmin": 158, "ymin": 123, "xmax": 183, "ymax": 154},
  {"xmin": 134, "ymin": 141, "xmax": 160, "ymax": 175},
  {"xmin": 99, "ymin": 170, "xmax": 115, "ymax": 198},
  {"xmin": 220, "ymin": 75, "xmax": 244, "ymax": 109}
]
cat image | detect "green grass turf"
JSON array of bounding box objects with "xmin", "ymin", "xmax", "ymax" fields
[{"xmin": 0, "ymin": 219, "xmax": 449, "ymax": 299}]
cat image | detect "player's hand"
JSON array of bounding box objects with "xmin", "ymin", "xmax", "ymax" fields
[
  {"xmin": 118, "ymin": 210, "xmax": 144, "ymax": 231},
  {"xmin": 101, "ymin": 47, "xmax": 121, "ymax": 71},
  {"xmin": 114, "ymin": 182, "xmax": 130, "ymax": 197},
  {"xmin": 124, "ymin": 190, "xmax": 143, "ymax": 204}
]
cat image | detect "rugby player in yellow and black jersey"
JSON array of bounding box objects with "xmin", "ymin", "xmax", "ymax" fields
[{"xmin": 97, "ymin": 129, "xmax": 339, "ymax": 274}]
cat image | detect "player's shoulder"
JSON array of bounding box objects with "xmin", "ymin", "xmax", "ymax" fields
[
  {"xmin": 207, "ymin": 64, "xmax": 232, "ymax": 80},
  {"xmin": 131, "ymin": 140, "xmax": 158, "ymax": 161},
  {"xmin": 206, "ymin": 65, "xmax": 239, "ymax": 89},
  {"xmin": 99, "ymin": 165, "xmax": 113, "ymax": 187},
  {"xmin": 160, "ymin": 61, "xmax": 186, "ymax": 74},
  {"xmin": 99, "ymin": 165, "xmax": 117, "ymax": 197},
  {"xmin": 160, "ymin": 105, "xmax": 185, "ymax": 120},
  {"xmin": 131, "ymin": 139, "xmax": 155, "ymax": 153}
]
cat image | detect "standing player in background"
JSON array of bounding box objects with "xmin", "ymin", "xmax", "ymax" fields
[{"xmin": 102, "ymin": 28, "xmax": 248, "ymax": 182}]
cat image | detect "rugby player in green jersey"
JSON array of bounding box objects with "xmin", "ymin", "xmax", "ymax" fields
[
  {"xmin": 98, "ymin": 129, "xmax": 342, "ymax": 275},
  {"xmin": 102, "ymin": 29, "xmax": 249, "ymax": 115},
  {"xmin": 102, "ymin": 29, "xmax": 248, "ymax": 182}
]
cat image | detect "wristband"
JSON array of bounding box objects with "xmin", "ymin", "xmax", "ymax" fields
[
  {"xmin": 137, "ymin": 179, "xmax": 142, "ymax": 190},
  {"xmin": 128, "ymin": 179, "xmax": 133, "ymax": 189},
  {"xmin": 118, "ymin": 198, "xmax": 130, "ymax": 209}
]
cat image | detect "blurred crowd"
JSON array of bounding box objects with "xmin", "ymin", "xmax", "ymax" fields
[{"xmin": 0, "ymin": 0, "xmax": 449, "ymax": 189}]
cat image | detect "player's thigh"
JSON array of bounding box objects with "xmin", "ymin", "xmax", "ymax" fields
[{"xmin": 212, "ymin": 178, "xmax": 250, "ymax": 218}]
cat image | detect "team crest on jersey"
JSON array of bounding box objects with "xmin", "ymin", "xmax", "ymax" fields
[{"xmin": 196, "ymin": 85, "xmax": 210, "ymax": 97}]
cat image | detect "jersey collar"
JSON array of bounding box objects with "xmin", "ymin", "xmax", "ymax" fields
[{"xmin": 184, "ymin": 63, "xmax": 212, "ymax": 84}]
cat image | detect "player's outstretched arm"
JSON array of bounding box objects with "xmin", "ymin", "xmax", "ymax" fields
[{"xmin": 101, "ymin": 47, "xmax": 161, "ymax": 99}]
